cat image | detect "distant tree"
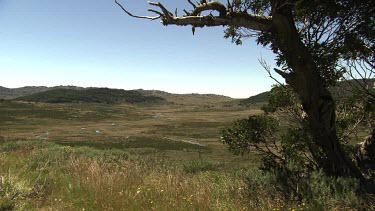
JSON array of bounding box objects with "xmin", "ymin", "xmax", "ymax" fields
[{"xmin": 116, "ymin": 0, "xmax": 374, "ymax": 178}]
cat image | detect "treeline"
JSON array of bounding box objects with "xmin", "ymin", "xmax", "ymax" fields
[{"xmin": 16, "ymin": 88, "xmax": 165, "ymax": 104}]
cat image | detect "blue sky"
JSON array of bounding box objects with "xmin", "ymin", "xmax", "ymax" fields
[{"xmin": 0, "ymin": 0, "xmax": 280, "ymax": 98}]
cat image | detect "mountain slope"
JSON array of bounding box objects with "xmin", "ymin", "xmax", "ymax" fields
[
  {"xmin": 17, "ymin": 88, "xmax": 165, "ymax": 104},
  {"xmin": 1, "ymin": 86, "xmax": 235, "ymax": 105},
  {"xmin": 0, "ymin": 86, "xmax": 85, "ymax": 99},
  {"xmin": 241, "ymin": 79, "xmax": 375, "ymax": 105}
]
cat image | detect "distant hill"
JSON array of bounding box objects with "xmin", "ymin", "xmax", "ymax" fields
[
  {"xmin": 136, "ymin": 89, "xmax": 233, "ymax": 105},
  {"xmin": 0, "ymin": 86, "xmax": 85, "ymax": 99},
  {"xmin": 1, "ymin": 86, "xmax": 234, "ymax": 105},
  {"xmin": 240, "ymin": 91, "xmax": 269, "ymax": 105},
  {"xmin": 16, "ymin": 88, "xmax": 165, "ymax": 104},
  {"xmin": 241, "ymin": 79, "xmax": 375, "ymax": 105},
  {"xmin": 0, "ymin": 86, "xmax": 49, "ymax": 99}
]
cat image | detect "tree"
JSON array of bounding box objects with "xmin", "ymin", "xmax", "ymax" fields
[{"xmin": 115, "ymin": 0, "xmax": 374, "ymax": 178}]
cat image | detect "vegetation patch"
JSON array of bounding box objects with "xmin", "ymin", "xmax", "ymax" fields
[
  {"xmin": 17, "ymin": 88, "xmax": 165, "ymax": 104},
  {"xmin": 55, "ymin": 137, "xmax": 209, "ymax": 151}
]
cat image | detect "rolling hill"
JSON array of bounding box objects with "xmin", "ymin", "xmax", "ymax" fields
[
  {"xmin": 16, "ymin": 88, "xmax": 165, "ymax": 104},
  {"xmin": 241, "ymin": 79, "xmax": 375, "ymax": 105},
  {"xmin": 1, "ymin": 86, "xmax": 235, "ymax": 105},
  {"xmin": 0, "ymin": 86, "xmax": 84, "ymax": 99}
]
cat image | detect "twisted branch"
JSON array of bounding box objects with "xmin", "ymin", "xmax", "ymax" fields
[{"xmin": 115, "ymin": 0, "xmax": 272, "ymax": 31}]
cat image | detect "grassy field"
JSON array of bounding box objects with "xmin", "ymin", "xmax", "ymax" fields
[{"xmin": 0, "ymin": 100, "xmax": 373, "ymax": 210}]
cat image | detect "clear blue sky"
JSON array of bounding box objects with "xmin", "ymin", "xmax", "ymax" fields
[{"xmin": 0, "ymin": 0, "xmax": 280, "ymax": 98}]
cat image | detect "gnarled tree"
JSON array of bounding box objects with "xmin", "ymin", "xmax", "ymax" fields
[{"xmin": 115, "ymin": 0, "xmax": 374, "ymax": 178}]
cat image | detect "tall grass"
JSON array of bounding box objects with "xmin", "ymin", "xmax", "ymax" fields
[{"xmin": 0, "ymin": 139, "xmax": 373, "ymax": 210}]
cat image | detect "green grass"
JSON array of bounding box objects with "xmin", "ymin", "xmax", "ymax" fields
[
  {"xmin": 0, "ymin": 99, "xmax": 373, "ymax": 210},
  {"xmin": 55, "ymin": 137, "xmax": 210, "ymax": 151},
  {"xmin": 0, "ymin": 139, "xmax": 373, "ymax": 210}
]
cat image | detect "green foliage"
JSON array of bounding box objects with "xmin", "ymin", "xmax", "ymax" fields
[
  {"xmin": 221, "ymin": 115, "xmax": 279, "ymax": 156},
  {"xmin": 17, "ymin": 88, "xmax": 165, "ymax": 104},
  {"xmin": 225, "ymin": 0, "xmax": 374, "ymax": 87},
  {"xmin": 262, "ymin": 85, "xmax": 298, "ymax": 113}
]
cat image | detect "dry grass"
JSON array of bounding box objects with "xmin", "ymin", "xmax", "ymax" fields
[
  {"xmin": 0, "ymin": 101, "xmax": 372, "ymax": 210},
  {"xmin": 1, "ymin": 140, "xmax": 371, "ymax": 211}
]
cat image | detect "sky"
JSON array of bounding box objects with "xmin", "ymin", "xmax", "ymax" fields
[{"xmin": 0, "ymin": 0, "xmax": 281, "ymax": 98}]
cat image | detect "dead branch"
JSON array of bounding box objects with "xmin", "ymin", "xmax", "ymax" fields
[
  {"xmin": 187, "ymin": 0, "xmax": 196, "ymax": 9},
  {"xmin": 115, "ymin": 0, "xmax": 160, "ymax": 20},
  {"xmin": 115, "ymin": 0, "xmax": 272, "ymax": 31},
  {"xmin": 259, "ymin": 57, "xmax": 284, "ymax": 86},
  {"xmin": 189, "ymin": 1, "xmax": 227, "ymax": 17}
]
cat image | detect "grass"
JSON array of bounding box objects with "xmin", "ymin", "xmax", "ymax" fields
[
  {"xmin": 55, "ymin": 137, "xmax": 210, "ymax": 151},
  {"xmin": 1, "ymin": 139, "xmax": 373, "ymax": 210},
  {"xmin": 0, "ymin": 100, "xmax": 373, "ymax": 210}
]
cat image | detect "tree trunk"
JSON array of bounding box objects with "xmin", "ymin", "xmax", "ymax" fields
[{"xmin": 271, "ymin": 2, "xmax": 363, "ymax": 178}]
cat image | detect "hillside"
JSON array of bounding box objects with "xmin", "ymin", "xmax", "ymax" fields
[
  {"xmin": 0, "ymin": 86, "xmax": 50, "ymax": 99},
  {"xmin": 0, "ymin": 86, "xmax": 85, "ymax": 99},
  {"xmin": 137, "ymin": 89, "xmax": 234, "ymax": 105},
  {"xmin": 16, "ymin": 88, "xmax": 165, "ymax": 104},
  {"xmin": 241, "ymin": 79, "xmax": 375, "ymax": 105},
  {"xmin": 240, "ymin": 91, "xmax": 269, "ymax": 105},
  {"xmin": 1, "ymin": 86, "xmax": 235, "ymax": 105}
]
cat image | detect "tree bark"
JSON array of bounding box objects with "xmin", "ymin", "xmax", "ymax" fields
[{"xmin": 271, "ymin": 2, "xmax": 363, "ymax": 178}]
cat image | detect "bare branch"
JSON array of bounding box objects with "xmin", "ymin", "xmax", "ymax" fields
[
  {"xmin": 340, "ymin": 114, "xmax": 365, "ymax": 142},
  {"xmin": 183, "ymin": 9, "xmax": 190, "ymax": 16},
  {"xmin": 148, "ymin": 1, "xmax": 173, "ymax": 18},
  {"xmin": 190, "ymin": 1, "xmax": 227, "ymax": 17},
  {"xmin": 115, "ymin": 0, "xmax": 160, "ymax": 20},
  {"xmin": 163, "ymin": 13, "xmax": 271, "ymax": 30},
  {"xmin": 148, "ymin": 9, "xmax": 163, "ymax": 17},
  {"xmin": 187, "ymin": 0, "xmax": 196, "ymax": 9},
  {"xmin": 259, "ymin": 58, "xmax": 284, "ymax": 86},
  {"xmin": 115, "ymin": 0, "xmax": 272, "ymax": 31}
]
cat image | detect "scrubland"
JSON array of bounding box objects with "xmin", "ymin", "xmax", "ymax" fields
[{"xmin": 0, "ymin": 100, "xmax": 372, "ymax": 210}]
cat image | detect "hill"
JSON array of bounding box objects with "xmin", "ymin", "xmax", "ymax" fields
[
  {"xmin": 137, "ymin": 89, "xmax": 234, "ymax": 105},
  {"xmin": 0, "ymin": 86, "xmax": 85, "ymax": 99},
  {"xmin": 241, "ymin": 79, "xmax": 375, "ymax": 105},
  {"xmin": 0, "ymin": 86, "xmax": 50, "ymax": 99},
  {"xmin": 240, "ymin": 91, "xmax": 269, "ymax": 105},
  {"xmin": 1, "ymin": 86, "xmax": 235, "ymax": 105},
  {"xmin": 16, "ymin": 88, "xmax": 165, "ymax": 104}
]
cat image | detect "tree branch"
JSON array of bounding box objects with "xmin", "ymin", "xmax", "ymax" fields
[
  {"xmin": 189, "ymin": 1, "xmax": 227, "ymax": 17},
  {"xmin": 115, "ymin": 0, "xmax": 161, "ymax": 20},
  {"xmin": 115, "ymin": 0, "xmax": 272, "ymax": 31}
]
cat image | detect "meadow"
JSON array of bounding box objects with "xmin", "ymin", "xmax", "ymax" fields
[{"xmin": 0, "ymin": 99, "xmax": 372, "ymax": 210}]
